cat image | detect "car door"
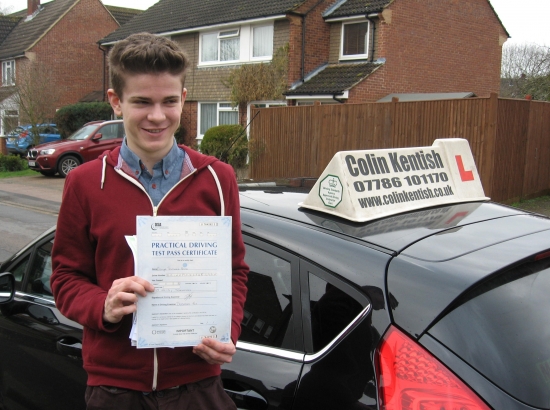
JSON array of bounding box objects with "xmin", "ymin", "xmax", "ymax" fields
[
  {"xmin": 39, "ymin": 126, "xmax": 61, "ymax": 144},
  {"xmin": 293, "ymin": 261, "xmax": 376, "ymax": 410},
  {"xmin": 80, "ymin": 123, "xmax": 124, "ymax": 163},
  {"xmin": 0, "ymin": 233, "xmax": 86, "ymax": 410},
  {"xmin": 222, "ymin": 236, "xmax": 305, "ymax": 410}
]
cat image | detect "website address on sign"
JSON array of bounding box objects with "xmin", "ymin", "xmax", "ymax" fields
[{"xmin": 357, "ymin": 185, "xmax": 455, "ymax": 208}]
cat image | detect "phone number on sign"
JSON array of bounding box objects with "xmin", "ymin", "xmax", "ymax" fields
[{"xmin": 353, "ymin": 172, "xmax": 449, "ymax": 192}]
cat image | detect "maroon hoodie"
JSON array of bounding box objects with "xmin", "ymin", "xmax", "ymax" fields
[{"xmin": 51, "ymin": 145, "xmax": 248, "ymax": 392}]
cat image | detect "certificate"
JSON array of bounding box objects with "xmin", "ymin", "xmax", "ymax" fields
[{"xmin": 134, "ymin": 215, "xmax": 232, "ymax": 348}]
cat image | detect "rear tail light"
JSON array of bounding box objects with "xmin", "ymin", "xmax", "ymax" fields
[
  {"xmin": 18, "ymin": 131, "xmax": 29, "ymax": 139},
  {"xmin": 377, "ymin": 326, "xmax": 490, "ymax": 410}
]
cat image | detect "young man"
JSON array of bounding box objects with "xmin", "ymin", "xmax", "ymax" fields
[{"xmin": 51, "ymin": 33, "xmax": 248, "ymax": 409}]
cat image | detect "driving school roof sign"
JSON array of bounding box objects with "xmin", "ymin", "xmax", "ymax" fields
[{"xmin": 300, "ymin": 139, "xmax": 489, "ymax": 222}]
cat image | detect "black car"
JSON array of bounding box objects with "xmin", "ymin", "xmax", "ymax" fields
[{"xmin": 1, "ymin": 187, "xmax": 550, "ymax": 409}]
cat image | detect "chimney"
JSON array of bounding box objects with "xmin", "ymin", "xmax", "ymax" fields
[{"xmin": 28, "ymin": 0, "xmax": 40, "ymax": 16}]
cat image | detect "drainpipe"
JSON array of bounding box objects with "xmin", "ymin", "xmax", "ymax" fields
[
  {"xmin": 98, "ymin": 44, "xmax": 108, "ymax": 102},
  {"xmin": 366, "ymin": 16, "xmax": 375, "ymax": 62},
  {"xmin": 289, "ymin": 0, "xmax": 326, "ymax": 82}
]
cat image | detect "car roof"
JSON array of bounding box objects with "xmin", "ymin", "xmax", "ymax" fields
[{"xmin": 238, "ymin": 188, "xmax": 528, "ymax": 253}]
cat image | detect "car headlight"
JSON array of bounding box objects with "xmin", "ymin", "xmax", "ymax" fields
[{"xmin": 40, "ymin": 149, "xmax": 56, "ymax": 155}]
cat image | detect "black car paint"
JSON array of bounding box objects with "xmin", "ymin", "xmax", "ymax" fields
[{"xmin": 0, "ymin": 190, "xmax": 549, "ymax": 409}]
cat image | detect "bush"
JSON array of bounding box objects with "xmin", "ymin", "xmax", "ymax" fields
[
  {"xmin": 54, "ymin": 102, "xmax": 114, "ymax": 138},
  {"xmin": 0, "ymin": 153, "xmax": 28, "ymax": 172},
  {"xmin": 200, "ymin": 125, "xmax": 248, "ymax": 169}
]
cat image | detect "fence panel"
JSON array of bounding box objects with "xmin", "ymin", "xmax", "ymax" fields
[{"xmin": 248, "ymin": 96, "xmax": 550, "ymax": 203}]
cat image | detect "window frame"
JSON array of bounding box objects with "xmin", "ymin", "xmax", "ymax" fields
[
  {"xmin": 199, "ymin": 22, "xmax": 274, "ymax": 66},
  {"xmin": 242, "ymin": 235, "xmax": 304, "ymax": 352},
  {"xmin": 340, "ymin": 19, "xmax": 370, "ymax": 60},
  {"xmin": 250, "ymin": 24, "xmax": 274, "ymax": 61},
  {"xmin": 197, "ymin": 102, "xmax": 239, "ymax": 140},
  {"xmin": 299, "ymin": 259, "xmax": 370, "ymax": 355},
  {"xmin": 2, "ymin": 60, "xmax": 15, "ymax": 86}
]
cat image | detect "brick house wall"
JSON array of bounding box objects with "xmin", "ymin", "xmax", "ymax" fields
[
  {"xmin": 28, "ymin": 0, "xmax": 118, "ymax": 117},
  {"xmin": 347, "ymin": 0, "xmax": 507, "ymax": 102},
  {"xmin": 175, "ymin": 19, "xmax": 291, "ymax": 139},
  {"xmin": 287, "ymin": 0, "xmax": 333, "ymax": 85}
]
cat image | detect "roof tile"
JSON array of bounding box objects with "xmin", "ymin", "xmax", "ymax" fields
[
  {"xmin": 100, "ymin": 0, "xmax": 307, "ymax": 44},
  {"xmin": 0, "ymin": 0, "xmax": 78, "ymax": 60},
  {"xmin": 285, "ymin": 62, "xmax": 383, "ymax": 95},
  {"xmin": 325, "ymin": 0, "xmax": 392, "ymax": 18}
]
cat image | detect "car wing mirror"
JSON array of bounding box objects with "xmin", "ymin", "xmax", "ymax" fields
[
  {"xmin": 92, "ymin": 133, "xmax": 103, "ymax": 141},
  {"xmin": 0, "ymin": 273, "xmax": 15, "ymax": 304}
]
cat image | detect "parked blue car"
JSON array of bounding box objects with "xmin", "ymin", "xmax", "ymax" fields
[{"xmin": 5, "ymin": 124, "xmax": 60, "ymax": 155}]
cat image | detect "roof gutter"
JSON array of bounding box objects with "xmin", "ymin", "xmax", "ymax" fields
[{"xmin": 100, "ymin": 15, "xmax": 286, "ymax": 46}]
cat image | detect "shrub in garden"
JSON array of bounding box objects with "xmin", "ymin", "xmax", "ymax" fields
[
  {"xmin": 200, "ymin": 125, "xmax": 248, "ymax": 169},
  {"xmin": 54, "ymin": 102, "xmax": 113, "ymax": 138},
  {"xmin": 0, "ymin": 153, "xmax": 28, "ymax": 172}
]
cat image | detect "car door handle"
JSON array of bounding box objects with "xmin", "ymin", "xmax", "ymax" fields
[
  {"xmin": 224, "ymin": 388, "xmax": 268, "ymax": 410},
  {"xmin": 56, "ymin": 337, "xmax": 82, "ymax": 359}
]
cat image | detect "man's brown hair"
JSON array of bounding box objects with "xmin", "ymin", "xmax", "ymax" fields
[{"xmin": 108, "ymin": 32, "xmax": 189, "ymax": 99}]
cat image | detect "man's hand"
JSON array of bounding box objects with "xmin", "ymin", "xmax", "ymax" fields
[
  {"xmin": 103, "ymin": 277, "xmax": 154, "ymax": 324},
  {"xmin": 193, "ymin": 338, "xmax": 236, "ymax": 365}
]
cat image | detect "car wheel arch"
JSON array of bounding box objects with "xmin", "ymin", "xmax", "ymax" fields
[{"xmin": 57, "ymin": 154, "xmax": 82, "ymax": 178}]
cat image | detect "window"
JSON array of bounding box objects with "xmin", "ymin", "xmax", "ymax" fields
[
  {"xmin": 199, "ymin": 103, "xmax": 239, "ymax": 137},
  {"xmin": 1, "ymin": 109, "xmax": 19, "ymax": 135},
  {"xmin": 341, "ymin": 21, "xmax": 369, "ymax": 59},
  {"xmin": 241, "ymin": 244, "xmax": 296, "ymax": 350},
  {"xmin": 201, "ymin": 29, "xmax": 240, "ymax": 63},
  {"xmin": 2, "ymin": 60, "xmax": 15, "ymax": 86},
  {"xmin": 200, "ymin": 23, "xmax": 274, "ymax": 65},
  {"xmin": 98, "ymin": 123, "xmax": 123, "ymax": 140},
  {"xmin": 252, "ymin": 25, "xmax": 274, "ymax": 59},
  {"xmin": 25, "ymin": 240, "xmax": 54, "ymax": 298},
  {"xmin": 307, "ymin": 272, "xmax": 363, "ymax": 352}
]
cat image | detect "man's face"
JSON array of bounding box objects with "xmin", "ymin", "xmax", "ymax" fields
[{"xmin": 108, "ymin": 72, "xmax": 186, "ymax": 164}]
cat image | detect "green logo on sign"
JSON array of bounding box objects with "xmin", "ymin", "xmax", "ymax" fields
[{"xmin": 319, "ymin": 175, "xmax": 343, "ymax": 208}]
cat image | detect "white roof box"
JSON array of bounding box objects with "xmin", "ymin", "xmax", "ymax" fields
[{"xmin": 300, "ymin": 138, "xmax": 489, "ymax": 222}]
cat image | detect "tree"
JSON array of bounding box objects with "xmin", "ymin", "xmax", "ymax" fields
[
  {"xmin": 223, "ymin": 44, "xmax": 289, "ymax": 106},
  {"xmin": 501, "ymin": 43, "xmax": 550, "ymax": 101},
  {"xmin": 0, "ymin": 5, "xmax": 13, "ymax": 15},
  {"xmin": 12, "ymin": 59, "xmax": 60, "ymax": 145}
]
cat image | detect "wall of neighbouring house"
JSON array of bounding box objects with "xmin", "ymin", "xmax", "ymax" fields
[
  {"xmin": 287, "ymin": 0, "xmax": 332, "ymax": 86},
  {"xmin": 179, "ymin": 19, "xmax": 290, "ymax": 103},
  {"xmin": 348, "ymin": 0, "xmax": 508, "ymax": 102},
  {"xmin": 176, "ymin": 18, "xmax": 291, "ymax": 139},
  {"xmin": 30, "ymin": 0, "xmax": 119, "ymax": 116}
]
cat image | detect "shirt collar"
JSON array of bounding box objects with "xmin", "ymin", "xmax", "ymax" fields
[{"xmin": 120, "ymin": 137, "xmax": 184, "ymax": 179}]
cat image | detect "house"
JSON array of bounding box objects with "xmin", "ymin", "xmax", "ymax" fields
[
  {"xmin": 0, "ymin": 0, "xmax": 141, "ymax": 135},
  {"xmin": 99, "ymin": 0, "xmax": 509, "ymax": 144}
]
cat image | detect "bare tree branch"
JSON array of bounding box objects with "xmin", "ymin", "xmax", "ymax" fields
[
  {"xmin": 12, "ymin": 60, "xmax": 59, "ymax": 145},
  {"xmin": 501, "ymin": 43, "xmax": 550, "ymax": 101}
]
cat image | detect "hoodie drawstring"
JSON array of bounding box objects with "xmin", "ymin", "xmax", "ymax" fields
[
  {"xmin": 207, "ymin": 165, "xmax": 225, "ymax": 216},
  {"xmin": 101, "ymin": 156, "xmax": 107, "ymax": 189}
]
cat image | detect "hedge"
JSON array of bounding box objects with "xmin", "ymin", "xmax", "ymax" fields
[{"xmin": 54, "ymin": 102, "xmax": 114, "ymax": 138}]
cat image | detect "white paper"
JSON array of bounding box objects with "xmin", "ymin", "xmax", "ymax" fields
[{"xmin": 133, "ymin": 215, "xmax": 232, "ymax": 348}]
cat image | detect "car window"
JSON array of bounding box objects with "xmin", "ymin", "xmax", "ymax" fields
[
  {"xmin": 24, "ymin": 240, "xmax": 54, "ymax": 299},
  {"xmin": 241, "ymin": 244, "xmax": 296, "ymax": 350},
  {"xmin": 99, "ymin": 124, "xmax": 121, "ymax": 140},
  {"xmin": 308, "ymin": 272, "xmax": 364, "ymax": 352},
  {"xmin": 7, "ymin": 256, "xmax": 29, "ymax": 290},
  {"xmin": 429, "ymin": 256, "xmax": 550, "ymax": 408},
  {"xmin": 68, "ymin": 124, "xmax": 97, "ymax": 141}
]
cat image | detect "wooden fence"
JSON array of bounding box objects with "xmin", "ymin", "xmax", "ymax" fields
[{"xmin": 248, "ymin": 93, "xmax": 550, "ymax": 203}]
